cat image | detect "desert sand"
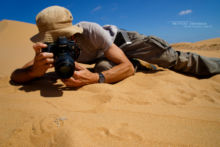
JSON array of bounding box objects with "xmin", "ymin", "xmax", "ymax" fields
[{"xmin": 0, "ymin": 20, "xmax": 220, "ymax": 147}]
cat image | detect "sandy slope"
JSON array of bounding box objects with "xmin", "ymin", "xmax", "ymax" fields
[
  {"xmin": 171, "ymin": 38, "xmax": 220, "ymax": 51},
  {"xmin": 0, "ymin": 20, "xmax": 220, "ymax": 147},
  {"xmin": 0, "ymin": 20, "xmax": 37, "ymax": 76}
]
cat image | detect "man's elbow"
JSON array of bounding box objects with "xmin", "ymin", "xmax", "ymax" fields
[
  {"xmin": 127, "ymin": 62, "xmax": 135, "ymax": 76},
  {"xmin": 10, "ymin": 69, "xmax": 23, "ymax": 84},
  {"xmin": 10, "ymin": 70, "xmax": 20, "ymax": 84},
  {"xmin": 10, "ymin": 68, "xmax": 31, "ymax": 84}
]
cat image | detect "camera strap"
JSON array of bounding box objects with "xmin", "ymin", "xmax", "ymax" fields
[{"xmin": 114, "ymin": 29, "xmax": 132, "ymax": 48}]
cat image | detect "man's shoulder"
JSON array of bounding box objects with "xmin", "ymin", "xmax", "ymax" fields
[
  {"xmin": 76, "ymin": 21, "xmax": 110, "ymax": 37},
  {"xmin": 76, "ymin": 21, "xmax": 118, "ymax": 36},
  {"xmin": 76, "ymin": 21, "xmax": 101, "ymax": 29}
]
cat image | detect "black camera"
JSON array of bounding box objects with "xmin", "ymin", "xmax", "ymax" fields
[{"xmin": 42, "ymin": 36, "xmax": 80, "ymax": 79}]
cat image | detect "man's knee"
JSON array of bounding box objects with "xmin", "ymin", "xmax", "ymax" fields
[{"xmin": 94, "ymin": 60, "xmax": 115, "ymax": 73}]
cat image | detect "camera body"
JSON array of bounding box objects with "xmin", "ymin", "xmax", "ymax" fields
[{"xmin": 42, "ymin": 36, "xmax": 80, "ymax": 79}]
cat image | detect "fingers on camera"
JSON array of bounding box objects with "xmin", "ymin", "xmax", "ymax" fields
[
  {"xmin": 37, "ymin": 53, "xmax": 53, "ymax": 60},
  {"xmin": 41, "ymin": 58, "xmax": 54, "ymax": 64},
  {"xmin": 33, "ymin": 42, "xmax": 47, "ymax": 54}
]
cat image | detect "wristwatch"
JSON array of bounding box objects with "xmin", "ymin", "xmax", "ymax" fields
[{"xmin": 98, "ymin": 72, "xmax": 105, "ymax": 83}]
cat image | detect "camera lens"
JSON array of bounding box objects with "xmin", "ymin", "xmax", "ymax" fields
[
  {"xmin": 56, "ymin": 64, "xmax": 73, "ymax": 78},
  {"xmin": 54, "ymin": 53, "xmax": 75, "ymax": 79},
  {"xmin": 59, "ymin": 66, "xmax": 71, "ymax": 73}
]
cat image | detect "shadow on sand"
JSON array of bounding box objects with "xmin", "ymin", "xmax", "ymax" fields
[
  {"xmin": 10, "ymin": 72, "xmax": 66, "ymax": 98},
  {"xmin": 9, "ymin": 65, "xmax": 166, "ymax": 98}
]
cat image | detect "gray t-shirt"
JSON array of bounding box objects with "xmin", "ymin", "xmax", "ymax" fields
[{"xmin": 75, "ymin": 21, "xmax": 118, "ymax": 63}]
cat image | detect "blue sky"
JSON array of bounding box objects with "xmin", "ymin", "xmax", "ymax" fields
[{"xmin": 0, "ymin": 0, "xmax": 220, "ymax": 43}]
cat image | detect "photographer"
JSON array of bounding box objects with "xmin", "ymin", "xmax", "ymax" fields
[{"xmin": 11, "ymin": 6, "xmax": 220, "ymax": 87}]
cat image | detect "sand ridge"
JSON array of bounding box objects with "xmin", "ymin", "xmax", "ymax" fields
[
  {"xmin": 0, "ymin": 20, "xmax": 220, "ymax": 147},
  {"xmin": 171, "ymin": 38, "xmax": 220, "ymax": 51}
]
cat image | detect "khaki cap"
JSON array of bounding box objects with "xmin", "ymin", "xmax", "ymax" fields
[{"xmin": 30, "ymin": 6, "xmax": 83, "ymax": 43}]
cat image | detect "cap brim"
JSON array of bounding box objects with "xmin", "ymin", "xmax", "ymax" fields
[{"xmin": 30, "ymin": 25, "xmax": 83, "ymax": 43}]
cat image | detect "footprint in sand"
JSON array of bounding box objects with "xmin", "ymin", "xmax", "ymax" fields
[
  {"xmin": 162, "ymin": 87, "xmax": 196, "ymax": 105},
  {"xmin": 31, "ymin": 114, "xmax": 66, "ymax": 136},
  {"xmin": 29, "ymin": 114, "xmax": 72, "ymax": 146},
  {"xmin": 95, "ymin": 124, "xmax": 143, "ymax": 142},
  {"xmin": 199, "ymin": 90, "xmax": 217, "ymax": 103},
  {"xmin": 116, "ymin": 92, "xmax": 150, "ymax": 105}
]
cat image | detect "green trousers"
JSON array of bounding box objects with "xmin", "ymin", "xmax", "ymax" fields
[{"xmin": 95, "ymin": 31, "xmax": 220, "ymax": 77}]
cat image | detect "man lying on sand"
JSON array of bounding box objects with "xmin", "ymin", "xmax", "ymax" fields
[{"xmin": 11, "ymin": 6, "xmax": 220, "ymax": 87}]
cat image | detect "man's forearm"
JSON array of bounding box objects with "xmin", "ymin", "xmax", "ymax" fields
[
  {"xmin": 10, "ymin": 66, "xmax": 36, "ymax": 83},
  {"xmin": 100, "ymin": 44, "xmax": 135, "ymax": 84},
  {"xmin": 102, "ymin": 62, "xmax": 135, "ymax": 83}
]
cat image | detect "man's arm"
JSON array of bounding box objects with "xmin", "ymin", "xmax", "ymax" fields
[
  {"xmin": 11, "ymin": 60, "xmax": 35, "ymax": 83},
  {"xmin": 62, "ymin": 43, "xmax": 135, "ymax": 87},
  {"xmin": 10, "ymin": 43, "xmax": 54, "ymax": 83},
  {"xmin": 101, "ymin": 43, "xmax": 135, "ymax": 83}
]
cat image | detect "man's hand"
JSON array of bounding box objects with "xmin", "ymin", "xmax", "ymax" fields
[
  {"xmin": 29, "ymin": 42, "xmax": 54, "ymax": 78},
  {"xmin": 10, "ymin": 42, "xmax": 54, "ymax": 83},
  {"xmin": 62, "ymin": 63, "xmax": 98, "ymax": 87}
]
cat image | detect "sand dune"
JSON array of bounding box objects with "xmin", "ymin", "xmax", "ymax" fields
[
  {"xmin": 171, "ymin": 38, "xmax": 220, "ymax": 51},
  {"xmin": 0, "ymin": 20, "xmax": 220, "ymax": 147},
  {"xmin": 0, "ymin": 20, "xmax": 37, "ymax": 76}
]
